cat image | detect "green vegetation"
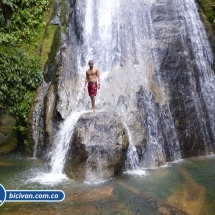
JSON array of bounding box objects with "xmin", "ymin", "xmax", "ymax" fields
[
  {"xmin": 41, "ymin": 25, "xmax": 58, "ymax": 66},
  {"xmin": 0, "ymin": 0, "xmax": 61, "ymax": 149},
  {"xmin": 197, "ymin": 0, "xmax": 215, "ymax": 24},
  {"xmin": 0, "ymin": 0, "xmax": 49, "ymax": 45},
  {"xmin": 0, "ymin": 112, "xmax": 17, "ymax": 154},
  {"xmin": 59, "ymin": 0, "xmax": 68, "ymax": 34},
  {"xmin": 0, "ymin": 141, "xmax": 17, "ymax": 154},
  {"xmin": 0, "ymin": 47, "xmax": 43, "ymax": 135}
]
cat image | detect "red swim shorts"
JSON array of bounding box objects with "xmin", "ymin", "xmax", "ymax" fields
[{"xmin": 88, "ymin": 82, "xmax": 98, "ymax": 97}]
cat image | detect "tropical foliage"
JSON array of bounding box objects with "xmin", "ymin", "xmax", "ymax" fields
[
  {"xmin": 0, "ymin": 47, "xmax": 43, "ymax": 134},
  {"xmin": 0, "ymin": 0, "xmax": 49, "ymax": 44},
  {"xmin": 0, "ymin": 0, "xmax": 51, "ymax": 145}
]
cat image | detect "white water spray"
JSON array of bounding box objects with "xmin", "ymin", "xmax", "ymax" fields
[
  {"xmin": 122, "ymin": 122, "xmax": 139, "ymax": 170},
  {"xmin": 48, "ymin": 111, "xmax": 87, "ymax": 174},
  {"xmin": 29, "ymin": 110, "xmax": 87, "ymax": 185}
]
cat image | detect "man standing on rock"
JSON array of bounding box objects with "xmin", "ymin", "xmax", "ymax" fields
[{"xmin": 83, "ymin": 60, "xmax": 100, "ymax": 112}]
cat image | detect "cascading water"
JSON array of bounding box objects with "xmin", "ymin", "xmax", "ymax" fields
[
  {"xmin": 47, "ymin": 111, "xmax": 86, "ymax": 174},
  {"xmin": 29, "ymin": 110, "xmax": 87, "ymax": 184},
  {"xmin": 80, "ymin": 0, "xmax": 120, "ymax": 72},
  {"xmin": 124, "ymin": 125, "xmax": 139, "ymax": 171},
  {"xmin": 33, "ymin": 0, "xmax": 215, "ymax": 182},
  {"xmin": 178, "ymin": 0, "xmax": 215, "ymax": 153},
  {"xmin": 76, "ymin": 0, "xmax": 142, "ymax": 174},
  {"xmin": 75, "ymin": 0, "xmax": 182, "ymax": 168}
]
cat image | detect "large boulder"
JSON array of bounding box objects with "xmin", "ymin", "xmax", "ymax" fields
[{"xmin": 64, "ymin": 111, "xmax": 129, "ymax": 181}]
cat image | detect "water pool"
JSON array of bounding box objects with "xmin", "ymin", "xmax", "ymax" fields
[{"xmin": 1, "ymin": 153, "xmax": 215, "ymax": 215}]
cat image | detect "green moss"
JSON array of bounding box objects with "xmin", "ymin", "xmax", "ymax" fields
[
  {"xmin": 49, "ymin": 0, "xmax": 59, "ymax": 22},
  {"xmin": 61, "ymin": 25, "xmax": 67, "ymax": 34},
  {"xmin": 40, "ymin": 25, "xmax": 58, "ymax": 67},
  {"xmin": 60, "ymin": 0, "xmax": 68, "ymax": 34},
  {"xmin": 19, "ymin": 0, "xmax": 58, "ymax": 65},
  {"xmin": 12, "ymin": 0, "xmax": 60, "ymax": 67},
  {"xmin": 0, "ymin": 141, "xmax": 17, "ymax": 154},
  {"xmin": 39, "ymin": 0, "xmax": 59, "ymax": 66},
  {"xmin": 1, "ymin": 0, "xmax": 62, "ymax": 67},
  {"xmin": 197, "ymin": 0, "xmax": 215, "ymax": 24},
  {"xmin": 0, "ymin": 113, "xmax": 17, "ymax": 154}
]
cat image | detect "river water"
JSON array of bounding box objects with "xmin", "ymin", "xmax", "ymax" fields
[{"xmin": 1, "ymin": 153, "xmax": 215, "ymax": 214}]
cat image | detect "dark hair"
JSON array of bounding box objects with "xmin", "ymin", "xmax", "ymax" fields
[{"xmin": 88, "ymin": 60, "xmax": 93, "ymax": 64}]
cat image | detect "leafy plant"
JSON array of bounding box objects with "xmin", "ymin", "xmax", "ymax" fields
[
  {"xmin": 0, "ymin": 0, "xmax": 49, "ymax": 44},
  {"xmin": 0, "ymin": 46, "xmax": 43, "ymax": 135},
  {"xmin": 2, "ymin": 0, "xmax": 18, "ymax": 8}
]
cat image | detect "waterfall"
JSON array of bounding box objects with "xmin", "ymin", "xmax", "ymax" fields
[
  {"xmin": 40, "ymin": 0, "xmax": 215, "ymax": 181},
  {"xmin": 47, "ymin": 111, "xmax": 86, "ymax": 174},
  {"xmin": 178, "ymin": 0, "xmax": 215, "ymax": 153},
  {"xmin": 77, "ymin": 0, "xmax": 142, "ymax": 174},
  {"xmin": 75, "ymin": 0, "xmax": 182, "ymax": 167},
  {"xmin": 122, "ymin": 121, "xmax": 139, "ymax": 170},
  {"xmin": 80, "ymin": 0, "xmax": 120, "ymax": 72}
]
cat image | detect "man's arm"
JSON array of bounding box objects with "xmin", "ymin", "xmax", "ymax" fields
[
  {"xmin": 83, "ymin": 71, "xmax": 89, "ymax": 90},
  {"xmin": 96, "ymin": 68, "xmax": 101, "ymax": 89}
]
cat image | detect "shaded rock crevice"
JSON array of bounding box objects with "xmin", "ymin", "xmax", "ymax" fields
[{"xmin": 0, "ymin": 112, "xmax": 17, "ymax": 154}]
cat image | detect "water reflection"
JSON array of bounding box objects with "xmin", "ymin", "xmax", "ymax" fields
[
  {"xmin": 1, "ymin": 154, "xmax": 215, "ymax": 214},
  {"xmin": 167, "ymin": 168, "xmax": 206, "ymax": 215}
]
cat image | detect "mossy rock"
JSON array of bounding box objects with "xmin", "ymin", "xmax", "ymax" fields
[{"xmin": 0, "ymin": 113, "xmax": 17, "ymax": 154}]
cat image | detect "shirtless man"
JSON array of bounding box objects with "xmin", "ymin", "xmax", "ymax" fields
[{"xmin": 83, "ymin": 60, "xmax": 100, "ymax": 112}]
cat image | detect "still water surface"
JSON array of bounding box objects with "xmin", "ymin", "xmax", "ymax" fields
[{"xmin": 1, "ymin": 153, "xmax": 215, "ymax": 214}]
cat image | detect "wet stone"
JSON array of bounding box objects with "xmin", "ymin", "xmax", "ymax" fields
[{"xmin": 64, "ymin": 111, "xmax": 129, "ymax": 181}]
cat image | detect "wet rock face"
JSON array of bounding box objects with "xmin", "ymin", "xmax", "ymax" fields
[
  {"xmin": 64, "ymin": 111, "xmax": 129, "ymax": 181},
  {"xmin": 27, "ymin": 82, "xmax": 49, "ymax": 156},
  {"xmin": 150, "ymin": 0, "xmax": 215, "ymax": 158}
]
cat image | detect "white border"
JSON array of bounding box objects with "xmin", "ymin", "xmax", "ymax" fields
[{"xmin": 5, "ymin": 190, "xmax": 65, "ymax": 202}]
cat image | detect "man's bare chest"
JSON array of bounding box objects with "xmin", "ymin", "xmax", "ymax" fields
[{"xmin": 88, "ymin": 69, "xmax": 97, "ymax": 76}]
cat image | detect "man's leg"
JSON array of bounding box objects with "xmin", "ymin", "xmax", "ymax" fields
[{"xmin": 90, "ymin": 96, "xmax": 96, "ymax": 112}]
